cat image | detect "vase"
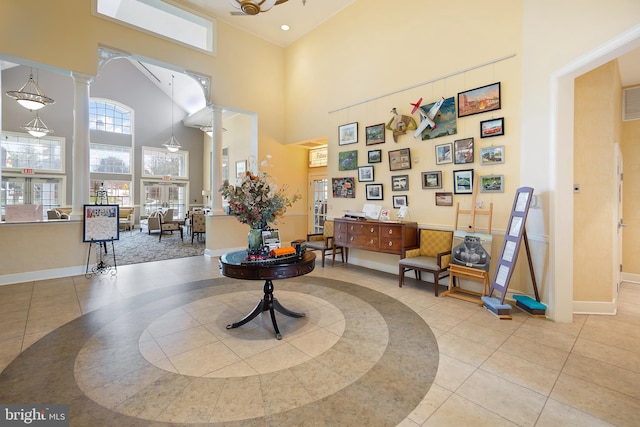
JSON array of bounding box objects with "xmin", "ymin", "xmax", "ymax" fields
[{"xmin": 247, "ymin": 228, "xmax": 263, "ymax": 254}]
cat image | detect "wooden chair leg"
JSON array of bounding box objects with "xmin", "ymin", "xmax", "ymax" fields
[
  {"xmin": 320, "ymin": 249, "xmax": 325, "ymax": 267},
  {"xmin": 399, "ymin": 265, "xmax": 405, "ymax": 287},
  {"xmin": 434, "ymin": 272, "xmax": 440, "ymax": 297},
  {"xmin": 331, "ymin": 247, "xmax": 336, "ymax": 266}
]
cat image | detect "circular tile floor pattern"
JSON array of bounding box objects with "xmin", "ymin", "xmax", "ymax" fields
[{"xmin": 0, "ymin": 276, "xmax": 439, "ymax": 426}]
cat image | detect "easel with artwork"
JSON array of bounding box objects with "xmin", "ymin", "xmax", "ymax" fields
[
  {"xmin": 482, "ymin": 187, "xmax": 545, "ymax": 318},
  {"xmin": 441, "ymin": 175, "xmax": 494, "ymax": 305},
  {"xmin": 84, "ymin": 204, "xmax": 119, "ymax": 278}
]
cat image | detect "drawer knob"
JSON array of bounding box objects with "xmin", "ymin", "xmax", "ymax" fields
[
  {"xmin": 370, "ymin": 227, "xmax": 374, "ymax": 233},
  {"xmin": 388, "ymin": 229, "xmax": 393, "ymax": 235},
  {"xmin": 389, "ymin": 241, "xmax": 393, "ymax": 246},
  {"xmin": 350, "ymin": 236, "xmax": 354, "ymax": 241},
  {"xmin": 370, "ymin": 239, "xmax": 374, "ymax": 244}
]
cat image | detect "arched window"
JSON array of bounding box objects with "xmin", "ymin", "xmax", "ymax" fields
[{"xmin": 89, "ymin": 99, "xmax": 132, "ymax": 134}]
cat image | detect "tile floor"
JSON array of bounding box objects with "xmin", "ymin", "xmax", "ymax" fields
[{"xmin": 1, "ymin": 255, "xmax": 639, "ymax": 426}]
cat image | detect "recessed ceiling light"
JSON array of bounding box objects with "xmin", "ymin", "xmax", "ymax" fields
[{"xmin": 281, "ymin": 24, "xmax": 290, "ymax": 31}]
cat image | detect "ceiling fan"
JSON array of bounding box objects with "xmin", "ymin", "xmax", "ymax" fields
[{"xmin": 229, "ymin": 0, "xmax": 306, "ymax": 16}]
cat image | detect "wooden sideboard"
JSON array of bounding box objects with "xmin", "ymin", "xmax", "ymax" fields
[{"xmin": 334, "ymin": 218, "xmax": 418, "ymax": 264}]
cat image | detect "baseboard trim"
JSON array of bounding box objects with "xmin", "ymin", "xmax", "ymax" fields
[
  {"xmin": 0, "ymin": 266, "xmax": 86, "ymax": 286},
  {"xmin": 573, "ymin": 299, "xmax": 617, "ymax": 315},
  {"xmin": 621, "ymin": 272, "xmax": 640, "ymax": 284}
]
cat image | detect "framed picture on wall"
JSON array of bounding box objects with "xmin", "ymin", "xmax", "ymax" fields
[
  {"xmin": 338, "ymin": 150, "xmax": 358, "ymax": 170},
  {"xmin": 454, "ymin": 137, "xmax": 474, "ymax": 164},
  {"xmin": 480, "ymin": 145, "xmax": 505, "ymax": 165},
  {"xmin": 393, "ymin": 195, "xmax": 408, "ymax": 209},
  {"xmin": 480, "ymin": 174, "xmax": 504, "ymax": 193},
  {"xmin": 388, "ymin": 148, "xmax": 411, "ymax": 171},
  {"xmin": 368, "ymin": 149, "xmax": 382, "ymax": 163},
  {"xmin": 338, "ymin": 122, "xmax": 358, "ymax": 145},
  {"xmin": 435, "ymin": 143, "xmax": 453, "ymax": 165},
  {"xmin": 358, "ymin": 165, "xmax": 374, "ymax": 182},
  {"xmin": 480, "ymin": 117, "xmax": 504, "ymax": 138},
  {"xmin": 391, "ymin": 175, "xmax": 409, "ymax": 191},
  {"xmin": 457, "ymin": 82, "xmax": 501, "ymax": 117},
  {"xmin": 365, "ymin": 183, "xmax": 383, "ymax": 200},
  {"xmin": 453, "ymin": 169, "xmax": 474, "ymax": 194},
  {"xmin": 422, "ymin": 171, "xmax": 442, "ymax": 189},
  {"xmin": 435, "ymin": 192, "xmax": 453, "ymax": 206},
  {"xmin": 365, "ymin": 123, "xmax": 385, "ymax": 145},
  {"xmin": 332, "ymin": 177, "xmax": 355, "ymax": 198}
]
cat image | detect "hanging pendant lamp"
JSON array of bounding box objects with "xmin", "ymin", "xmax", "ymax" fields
[
  {"xmin": 163, "ymin": 74, "xmax": 182, "ymax": 153},
  {"xmin": 6, "ymin": 72, "xmax": 55, "ymax": 111},
  {"xmin": 21, "ymin": 113, "xmax": 53, "ymax": 138}
]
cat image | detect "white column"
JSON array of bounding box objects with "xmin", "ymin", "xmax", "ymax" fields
[
  {"xmin": 210, "ymin": 106, "xmax": 225, "ymax": 215},
  {"xmin": 70, "ymin": 72, "xmax": 93, "ymax": 220}
]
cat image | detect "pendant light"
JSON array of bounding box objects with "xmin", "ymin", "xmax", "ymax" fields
[
  {"xmin": 21, "ymin": 113, "xmax": 53, "ymax": 137},
  {"xmin": 163, "ymin": 74, "xmax": 182, "ymax": 153},
  {"xmin": 6, "ymin": 70, "xmax": 55, "ymax": 111}
]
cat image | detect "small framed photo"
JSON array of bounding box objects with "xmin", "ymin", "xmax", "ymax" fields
[
  {"xmin": 365, "ymin": 123, "xmax": 385, "ymax": 145},
  {"xmin": 457, "ymin": 82, "xmax": 501, "ymax": 118},
  {"xmin": 480, "ymin": 117, "xmax": 504, "ymax": 138},
  {"xmin": 368, "ymin": 149, "xmax": 382, "ymax": 163},
  {"xmin": 365, "ymin": 183, "xmax": 383, "ymax": 200},
  {"xmin": 480, "ymin": 174, "xmax": 504, "ymax": 193},
  {"xmin": 454, "ymin": 137, "xmax": 474, "ymax": 164},
  {"xmin": 480, "ymin": 145, "xmax": 504, "ymax": 165},
  {"xmin": 358, "ymin": 165, "xmax": 374, "ymax": 182},
  {"xmin": 435, "ymin": 143, "xmax": 453, "ymax": 165},
  {"xmin": 379, "ymin": 208, "xmax": 390, "ymax": 221},
  {"xmin": 393, "ymin": 195, "xmax": 408, "ymax": 209},
  {"xmin": 422, "ymin": 171, "xmax": 442, "ymax": 189},
  {"xmin": 388, "ymin": 148, "xmax": 411, "ymax": 171},
  {"xmin": 435, "ymin": 192, "xmax": 453, "ymax": 206},
  {"xmin": 338, "ymin": 122, "xmax": 358, "ymax": 145},
  {"xmin": 453, "ymin": 169, "xmax": 474, "ymax": 194},
  {"xmin": 338, "ymin": 150, "xmax": 358, "ymax": 170},
  {"xmin": 391, "ymin": 175, "xmax": 409, "ymax": 191}
]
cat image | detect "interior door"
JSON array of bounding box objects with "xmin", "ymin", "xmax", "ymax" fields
[{"xmin": 309, "ymin": 174, "xmax": 328, "ymax": 234}]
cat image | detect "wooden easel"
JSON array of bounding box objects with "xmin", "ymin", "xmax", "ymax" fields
[{"xmin": 441, "ymin": 175, "xmax": 493, "ymax": 305}]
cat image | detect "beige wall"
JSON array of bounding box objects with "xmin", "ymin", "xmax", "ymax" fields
[{"xmin": 573, "ymin": 61, "xmax": 622, "ymax": 302}]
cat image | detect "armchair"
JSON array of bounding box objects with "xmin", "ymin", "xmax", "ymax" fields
[
  {"xmin": 140, "ymin": 208, "xmax": 174, "ymax": 234},
  {"xmin": 398, "ymin": 229, "xmax": 453, "ymax": 296},
  {"xmin": 119, "ymin": 207, "xmax": 134, "ymax": 234},
  {"xmin": 306, "ymin": 220, "xmax": 343, "ymax": 267},
  {"xmin": 190, "ymin": 211, "xmax": 206, "ymax": 243}
]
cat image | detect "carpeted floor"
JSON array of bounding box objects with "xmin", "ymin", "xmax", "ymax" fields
[{"xmin": 112, "ymin": 228, "xmax": 205, "ymax": 266}]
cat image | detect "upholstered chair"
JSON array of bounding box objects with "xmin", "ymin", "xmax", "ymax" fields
[
  {"xmin": 398, "ymin": 229, "xmax": 453, "ymax": 296},
  {"xmin": 306, "ymin": 220, "xmax": 344, "ymax": 267},
  {"xmin": 190, "ymin": 211, "xmax": 206, "ymax": 243}
]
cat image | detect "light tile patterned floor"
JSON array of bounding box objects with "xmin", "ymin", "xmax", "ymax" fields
[{"xmin": 1, "ymin": 255, "xmax": 639, "ymax": 426}]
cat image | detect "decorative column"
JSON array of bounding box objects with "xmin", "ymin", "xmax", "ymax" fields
[
  {"xmin": 70, "ymin": 72, "xmax": 93, "ymax": 220},
  {"xmin": 210, "ymin": 105, "xmax": 225, "ymax": 215}
]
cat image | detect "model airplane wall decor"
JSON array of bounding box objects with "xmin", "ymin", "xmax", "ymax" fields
[
  {"xmin": 386, "ymin": 107, "xmax": 417, "ymax": 143},
  {"xmin": 413, "ymin": 96, "xmax": 445, "ymax": 138}
]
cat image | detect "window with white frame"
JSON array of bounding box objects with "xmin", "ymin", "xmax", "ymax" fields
[
  {"xmin": 90, "ymin": 143, "xmax": 132, "ymax": 174},
  {"xmin": 89, "ymin": 99, "xmax": 132, "ymax": 134},
  {"xmin": 94, "ymin": 0, "xmax": 215, "ymax": 53},
  {"xmin": 1, "ymin": 132, "xmax": 65, "ymax": 172},
  {"xmin": 142, "ymin": 147, "xmax": 188, "ymax": 179}
]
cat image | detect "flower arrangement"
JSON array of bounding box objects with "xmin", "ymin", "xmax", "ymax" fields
[{"xmin": 219, "ymin": 170, "xmax": 302, "ymax": 230}]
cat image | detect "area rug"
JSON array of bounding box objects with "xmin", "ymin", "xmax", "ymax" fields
[
  {"xmin": 0, "ymin": 276, "xmax": 439, "ymax": 426},
  {"xmin": 111, "ymin": 229, "xmax": 205, "ymax": 266}
]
